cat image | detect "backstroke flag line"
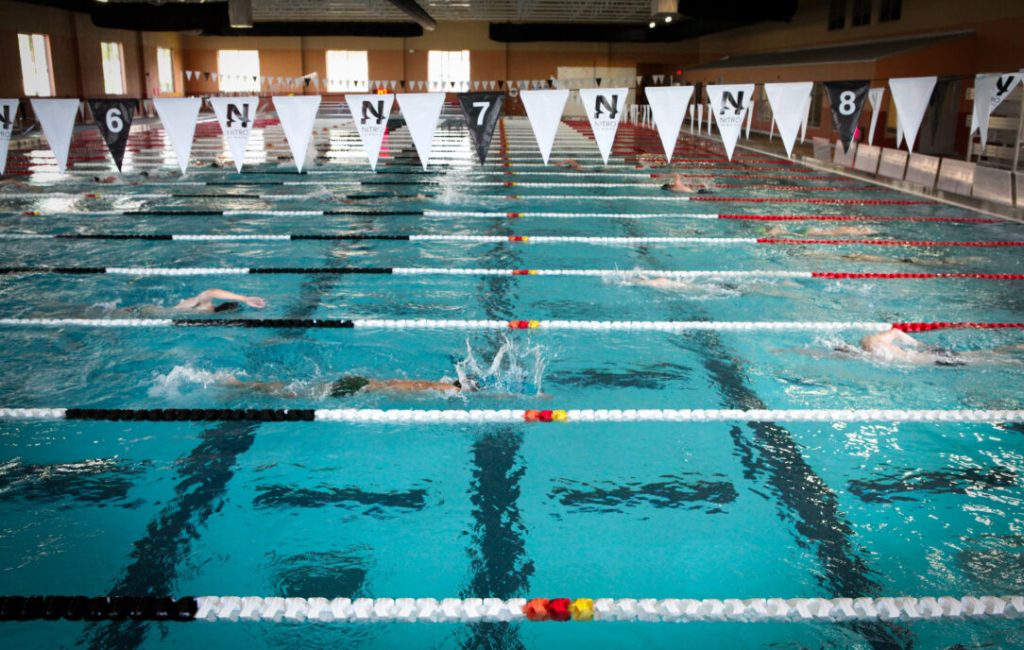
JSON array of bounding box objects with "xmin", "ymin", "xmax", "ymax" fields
[
  {"xmin": 520, "ymin": 89, "xmax": 569, "ymax": 164},
  {"xmin": 707, "ymin": 84, "xmax": 754, "ymax": 161},
  {"xmin": 211, "ymin": 96, "xmax": 259, "ymax": 172},
  {"xmin": 31, "ymin": 98, "xmax": 79, "ymax": 174},
  {"xmin": 646, "ymin": 85, "xmax": 693, "ymax": 162},
  {"xmin": 458, "ymin": 92, "xmax": 504, "ymax": 164},
  {"xmin": 867, "ymin": 87, "xmax": 885, "ymax": 146},
  {"xmin": 153, "ymin": 97, "xmax": 201, "ymax": 174},
  {"xmin": 397, "ymin": 92, "xmax": 444, "ymax": 169},
  {"xmin": 0, "ymin": 99, "xmax": 18, "ymax": 176},
  {"xmin": 579, "ymin": 88, "xmax": 628, "ymax": 164},
  {"xmin": 272, "ymin": 95, "xmax": 321, "ymax": 173},
  {"xmin": 764, "ymin": 82, "xmax": 813, "ymax": 158},
  {"xmin": 888, "ymin": 76, "xmax": 937, "ymax": 154},
  {"xmin": 824, "ymin": 81, "xmax": 869, "ymax": 154},
  {"xmin": 346, "ymin": 93, "xmax": 394, "ymax": 171}
]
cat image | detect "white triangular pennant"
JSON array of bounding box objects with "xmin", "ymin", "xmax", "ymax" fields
[
  {"xmin": 579, "ymin": 88, "xmax": 628, "ymax": 164},
  {"xmin": 696, "ymin": 103, "xmax": 703, "ymax": 133},
  {"xmin": 745, "ymin": 99, "xmax": 755, "ymax": 138},
  {"xmin": 688, "ymin": 103, "xmax": 695, "ymax": 134},
  {"xmin": 210, "ymin": 96, "xmax": 258, "ymax": 172},
  {"xmin": 888, "ymin": 76, "xmax": 936, "ymax": 153},
  {"xmin": 346, "ymin": 93, "xmax": 394, "ymax": 171},
  {"xmin": 867, "ymin": 87, "xmax": 885, "ymax": 145},
  {"xmin": 397, "ymin": 92, "xmax": 444, "ymax": 170},
  {"xmin": 31, "ymin": 98, "xmax": 79, "ymax": 174},
  {"xmin": 707, "ymin": 84, "xmax": 755, "ymax": 161},
  {"xmin": 0, "ymin": 99, "xmax": 17, "ymax": 176},
  {"xmin": 800, "ymin": 92, "xmax": 811, "ymax": 143},
  {"xmin": 764, "ymin": 82, "xmax": 812, "ymax": 158},
  {"xmin": 186, "ymin": 70, "xmax": 194, "ymax": 81},
  {"xmin": 153, "ymin": 97, "xmax": 201, "ymax": 174},
  {"xmin": 645, "ymin": 85, "xmax": 693, "ymax": 162},
  {"xmin": 707, "ymin": 103, "xmax": 713, "ymax": 134},
  {"xmin": 272, "ymin": 95, "xmax": 320, "ymax": 173},
  {"xmin": 520, "ymin": 89, "xmax": 569, "ymax": 164},
  {"xmin": 972, "ymin": 73, "xmax": 1022, "ymax": 150}
]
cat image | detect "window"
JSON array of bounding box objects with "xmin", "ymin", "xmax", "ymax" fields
[
  {"xmin": 828, "ymin": 0, "xmax": 846, "ymax": 30},
  {"xmin": 157, "ymin": 47, "xmax": 174, "ymax": 94},
  {"xmin": 851, "ymin": 0, "xmax": 872, "ymax": 26},
  {"xmin": 18, "ymin": 33, "xmax": 54, "ymax": 97},
  {"xmin": 326, "ymin": 50, "xmax": 368, "ymax": 92},
  {"xmin": 428, "ymin": 50, "xmax": 470, "ymax": 90},
  {"xmin": 879, "ymin": 0, "xmax": 901, "ymax": 22},
  {"xmin": 100, "ymin": 42, "xmax": 126, "ymax": 95},
  {"xmin": 217, "ymin": 50, "xmax": 260, "ymax": 93}
]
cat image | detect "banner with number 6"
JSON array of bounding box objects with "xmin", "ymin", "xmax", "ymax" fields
[
  {"xmin": 88, "ymin": 99, "xmax": 137, "ymax": 172},
  {"xmin": 458, "ymin": 92, "xmax": 504, "ymax": 164}
]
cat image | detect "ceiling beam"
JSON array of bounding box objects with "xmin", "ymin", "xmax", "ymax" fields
[{"xmin": 383, "ymin": 0, "xmax": 437, "ymax": 31}]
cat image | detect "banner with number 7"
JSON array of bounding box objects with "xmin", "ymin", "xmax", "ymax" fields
[
  {"xmin": 457, "ymin": 92, "xmax": 504, "ymax": 164},
  {"xmin": 88, "ymin": 99, "xmax": 138, "ymax": 172}
]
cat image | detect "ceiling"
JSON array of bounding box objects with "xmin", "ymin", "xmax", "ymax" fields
[{"xmin": 248, "ymin": 0, "xmax": 652, "ymax": 23}]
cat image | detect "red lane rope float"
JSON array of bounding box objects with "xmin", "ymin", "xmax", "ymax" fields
[
  {"xmin": 813, "ymin": 273, "xmax": 1024, "ymax": 280},
  {"xmin": 893, "ymin": 322, "xmax": 1024, "ymax": 332},
  {"xmin": 720, "ymin": 214, "xmax": 1002, "ymax": 223},
  {"xmin": 759, "ymin": 239, "xmax": 1024, "ymax": 247},
  {"xmin": 692, "ymin": 197, "xmax": 938, "ymax": 205}
]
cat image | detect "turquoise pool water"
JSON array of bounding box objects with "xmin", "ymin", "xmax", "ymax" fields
[{"xmin": 0, "ymin": 115, "xmax": 1023, "ymax": 649}]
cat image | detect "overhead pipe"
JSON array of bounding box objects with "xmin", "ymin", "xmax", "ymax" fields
[{"xmin": 383, "ymin": 0, "xmax": 437, "ymax": 31}]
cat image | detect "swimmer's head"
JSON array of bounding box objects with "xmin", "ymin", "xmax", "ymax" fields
[
  {"xmin": 213, "ymin": 301, "xmax": 242, "ymax": 313},
  {"xmin": 452, "ymin": 376, "xmax": 480, "ymax": 393},
  {"xmin": 661, "ymin": 183, "xmax": 673, "ymax": 190}
]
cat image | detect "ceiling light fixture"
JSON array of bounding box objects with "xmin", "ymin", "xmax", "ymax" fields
[
  {"xmin": 649, "ymin": 21, "xmax": 656, "ymax": 28},
  {"xmin": 665, "ymin": 15, "xmax": 672, "ymax": 23}
]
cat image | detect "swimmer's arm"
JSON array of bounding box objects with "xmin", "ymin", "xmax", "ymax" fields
[
  {"xmin": 888, "ymin": 329, "xmax": 922, "ymax": 348},
  {"xmin": 193, "ymin": 289, "xmax": 266, "ymax": 308},
  {"xmin": 366, "ymin": 379, "xmax": 458, "ymax": 392}
]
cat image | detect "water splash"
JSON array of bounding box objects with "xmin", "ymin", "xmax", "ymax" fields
[
  {"xmin": 451, "ymin": 335, "xmax": 546, "ymax": 396},
  {"xmin": 148, "ymin": 365, "xmax": 242, "ymax": 399}
]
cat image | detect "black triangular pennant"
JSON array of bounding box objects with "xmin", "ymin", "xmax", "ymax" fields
[
  {"xmin": 88, "ymin": 99, "xmax": 137, "ymax": 172},
  {"xmin": 400, "ymin": 80, "xmax": 406, "ymax": 89},
  {"xmin": 204, "ymin": 72, "xmax": 210, "ymax": 81},
  {"xmin": 824, "ymin": 81, "xmax": 870, "ymax": 154},
  {"xmin": 497, "ymin": 80, "xmax": 504, "ymax": 90},
  {"xmin": 457, "ymin": 92, "xmax": 504, "ymax": 164},
  {"xmin": 595, "ymin": 77, "xmax": 602, "ymax": 87}
]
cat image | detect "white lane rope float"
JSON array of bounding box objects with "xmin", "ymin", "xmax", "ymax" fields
[
  {"xmin": 0, "ymin": 407, "xmax": 1022, "ymax": 424},
  {"xmin": 0, "ymin": 318, "xmax": 1019, "ymax": 333},
  {"xmin": 0, "ymin": 232, "xmax": 1019, "ymax": 248},
  {"xmin": 0, "ymin": 267, "xmax": 1021, "ymax": 280},
  {"xmin": 1, "ymin": 594, "xmax": 1022, "ymax": 623}
]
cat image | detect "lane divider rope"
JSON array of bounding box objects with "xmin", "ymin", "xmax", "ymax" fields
[
  {"xmin": 1, "ymin": 267, "xmax": 1022, "ymax": 279},
  {"xmin": 1, "ymin": 594, "xmax": 1021, "ymax": 623},
  {"xmin": 0, "ymin": 408, "xmax": 1021, "ymax": 423},
  {"xmin": 0, "ymin": 233, "xmax": 1018, "ymax": 247},
  {"xmin": 0, "ymin": 318, "xmax": 1020, "ymax": 332}
]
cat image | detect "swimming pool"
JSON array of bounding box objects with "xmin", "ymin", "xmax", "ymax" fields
[{"xmin": 0, "ymin": 108, "xmax": 1023, "ymax": 649}]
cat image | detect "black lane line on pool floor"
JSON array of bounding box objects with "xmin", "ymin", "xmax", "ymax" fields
[
  {"xmin": 82, "ymin": 237, "xmax": 357, "ymax": 650},
  {"xmin": 457, "ymin": 145, "xmax": 533, "ymax": 650},
  {"xmin": 616, "ymin": 214, "xmax": 912, "ymax": 649}
]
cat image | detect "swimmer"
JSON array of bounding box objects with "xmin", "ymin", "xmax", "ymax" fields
[
  {"xmin": 0, "ymin": 179, "xmax": 44, "ymax": 192},
  {"xmin": 169, "ymin": 289, "xmax": 266, "ymax": 313},
  {"xmin": 623, "ymin": 274, "xmax": 801, "ymax": 298},
  {"xmin": 763, "ymin": 224, "xmax": 879, "ymax": 237},
  {"xmin": 830, "ymin": 328, "xmax": 1024, "ymax": 366},
  {"xmin": 219, "ymin": 373, "xmax": 476, "ymax": 398},
  {"xmin": 555, "ymin": 159, "xmax": 584, "ymax": 171},
  {"xmin": 340, "ymin": 192, "xmax": 435, "ymax": 202},
  {"xmin": 659, "ymin": 173, "xmax": 713, "ymax": 194},
  {"xmin": 634, "ymin": 154, "xmax": 667, "ymax": 170}
]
